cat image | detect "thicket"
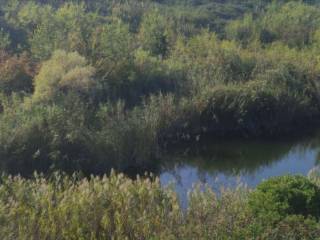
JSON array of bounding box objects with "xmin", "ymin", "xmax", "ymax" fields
[
  {"xmin": 0, "ymin": 172, "xmax": 320, "ymax": 239},
  {"xmin": 1, "ymin": 0, "xmax": 320, "ymax": 173}
]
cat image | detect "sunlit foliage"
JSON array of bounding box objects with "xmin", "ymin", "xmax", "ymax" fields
[
  {"xmin": 33, "ymin": 50, "xmax": 95, "ymax": 102},
  {"xmin": 0, "ymin": 173, "xmax": 319, "ymax": 239}
]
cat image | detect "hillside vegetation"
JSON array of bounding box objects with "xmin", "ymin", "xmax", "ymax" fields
[{"xmin": 1, "ymin": 0, "xmax": 320, "ymax": 174}]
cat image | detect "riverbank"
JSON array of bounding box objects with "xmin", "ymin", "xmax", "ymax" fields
[
  {"xmin": 1, "ymin": 89, "xmax": 320, "ymax": 177},
  {"xmin": 2, "ymin": 1, "xmax": 320, "ymax": 176}
]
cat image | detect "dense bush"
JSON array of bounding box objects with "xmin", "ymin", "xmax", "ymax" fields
[
  {"xmin": 0, "ymin": 94, "xmax": 104, "ymax": 175},
  {"xmin": 0, "ymin": 51, "xmax": 35, "ymax": 94},
  {"xmin": 226, "ymin": 2, "xmax": 320, "ymax": 47},
  {"xmin": 33, "ymin": 50, "xmax": 95, "ymax": 102},
  {"xmin": 248, "ymin": 175, "xmax": 320, "ymax": 224}
]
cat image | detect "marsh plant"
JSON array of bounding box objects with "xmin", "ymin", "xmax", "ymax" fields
[{"xmin": 0, "ymin": 171, "xmax": 320, "ymax": 239}]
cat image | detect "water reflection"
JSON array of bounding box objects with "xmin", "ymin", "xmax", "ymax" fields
[{"xmin": 160, "ymin": 136, "xmax": 320, "ymax": 202}]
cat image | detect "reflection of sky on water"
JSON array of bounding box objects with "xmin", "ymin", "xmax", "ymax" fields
[{"xmin": 160, "ymin": 140, "xmax": 320, "ymax": 205}]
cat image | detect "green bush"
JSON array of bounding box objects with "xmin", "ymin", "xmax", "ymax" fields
[
  {"xmin": 0, "ymin": 94, "xmax": 97, "ymax": 175},
  {"xmin": 0, "ymin": 51, "xmax": 35, "ymax": 94},
  {"xmin": 248, "ymin": 175, "xmax": 320, "ymax": 224},
  {"xmin": 33, "ymin": 50, "xmax": 95, "ymax": 102}
]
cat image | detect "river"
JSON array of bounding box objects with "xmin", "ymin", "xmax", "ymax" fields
[{"xmin": 159, "ymin": 134, "xmax": 320, "ymax": 203}]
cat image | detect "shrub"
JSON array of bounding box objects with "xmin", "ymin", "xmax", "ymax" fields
[
  {"xmin": 138, "ymin": 10, "xmax": 173, "ymax": 57},
  {"xmin": 90, "ymin": 21, "xmax": 133, "ymax": 101},
  {"xmin": 248, "ymin": 175, "xmax": 320, "ymax": 224},
  {"xmin": 260, "ymin": 2, "xmax": 320, "ymax": 47},
  {"xmin": 0, "ymin": 94, "xmax": 97, "ymax": 175},
  {"xmin": 0, "ymin": 28, "xmax": 10, "ymax": 50},
  {"xmin": 260, "ymin": 215, "xmax": 320, "ymax": 240},
  {"xmin": 0, "ymin": 51, "xmax": 36, "ymax": 94},
  {"xmin": 95, "ymin": 100, "xmax": 161, "ymax": 172},
  {"xmin": 170, "ymin": 32, "xmax": 256, "ymax": 94},
  {"xmin": 33, "ymin": 50, "xmax": 95, "ymax": 102},
  {"xmin": 225, "ymin": 14, "xmax": 256, "ymax": 46}
]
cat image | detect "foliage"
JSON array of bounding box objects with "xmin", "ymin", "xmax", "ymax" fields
[
  {"xmin": 260, "ymin": 215, "xmax": 320, "ymax": 240},
  {"xmin": 138, "ymin": 10, "xmax": 173, "ymax": 57},
  {"xmin": 248, "ymin": 175, "xmax": 320, "ymax": 224},
  {"xmin": 0, "ymin": 51, "xmax": 35, "ymax": 94},
  {"xmin": 33, "ymin": 50, "xmax": 95, "ymax": 102},
  {"xmin": 29, "ymin": 3, "xmax": 98, "ymax": 60},
  {"xmin": 0, "ymin": 28, "xmax": 10, "ymax": 50},
  {"xmin": 0, "ymin": 173, "xmax": 319, "ymax": 239},
  {"xmin": 260, "ymin": 2, "xmax": 320, "ymax": 47},
  {"xmin": 226, "ymin": 2, "xmax": 320, "ymax": 47},
  {"xmin": 225, "ymin": 14, "xmax": 257, "ymax": 46},
  {"xmin": 0, "ymin": 94, "xmax": 97, "ymax": 175}
]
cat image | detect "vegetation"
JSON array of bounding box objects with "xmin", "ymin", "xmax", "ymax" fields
[
  {"xmin": 249, "ymin": 175, "xmax": 320, "ymax": 224},
  {"xmin": 1, "ymin": 1, "xmax": 320, "ymax": 238},
  {"xmin": 0, "ymin": 0, "xmax": 320, "ymax": 174},
  {"xmin": 0, "ymin": 172, "xmax": 319, "ymax": 239},
  {"xmin": 33, "ymin": 50, "xmax": 95, "ymax": 102}
]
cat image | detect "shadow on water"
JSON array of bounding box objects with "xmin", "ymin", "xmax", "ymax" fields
[
  {"xmin": 1, "ymin": 128, "xmax": 320, "ymax": 205},
  {"xmin": 159, "ymin": 134, "xmax": 320, "ymax": 203}
]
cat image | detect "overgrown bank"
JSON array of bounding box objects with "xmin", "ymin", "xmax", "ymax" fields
[{"xmin": 1, "ymin": 1, "xmax": 320, "ymax": 174}]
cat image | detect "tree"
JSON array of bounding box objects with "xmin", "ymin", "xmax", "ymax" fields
[
  {"xmin": 33, "ymin": 50, "xmax": 95, "ymax": 102},
  {"xmin": 225, "ymin": 14, "xmax": 256, "ymax": 46},
  {"xmin": 0, "ymin": 51, "xmax": 35, "ymax": 94},
  {"xmin": 30, "ymin": 3, "xmax": 96, "ymax": 60},
  {"xmin": 260, "ymin": 2, "xmax": 320, "ymax": 47},
  {"xmin": 89, "ymin": 20, "xmax": 134, "ymax": 100},
  {"xmin": 90, "ymin": 20, "xmax": 132, "ymax": 80},
  {"xmin": 138, "ymin": 10, "xmax": 172, "ymax": 57},
  {"xmin": 17, "ymin": 2, "xmax": 53, "ymax": 32},
  {"xmin": 0, "ymin": 28, "xmax": 10, "ymax": 50}
]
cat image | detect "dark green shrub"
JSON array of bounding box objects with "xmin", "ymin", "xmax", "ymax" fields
[
  {"xmin": 248, "ymin": 175, "xmax": 320, "ymax": 224},
  {"xmin": 0, "ymin": 51, "xmax": 35, "ymax": 94},
  {"xmin": 199, "ymin": 77, "xmax": 316, "ymax": 137},
  {"xmin": 0, "ymin": 95, "xmax": 97, "ymax": 176}
]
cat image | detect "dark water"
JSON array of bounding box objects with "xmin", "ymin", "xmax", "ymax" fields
[{"xmin": 159, "ymin": 135, "xmax": 320, "ymax": 202}]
